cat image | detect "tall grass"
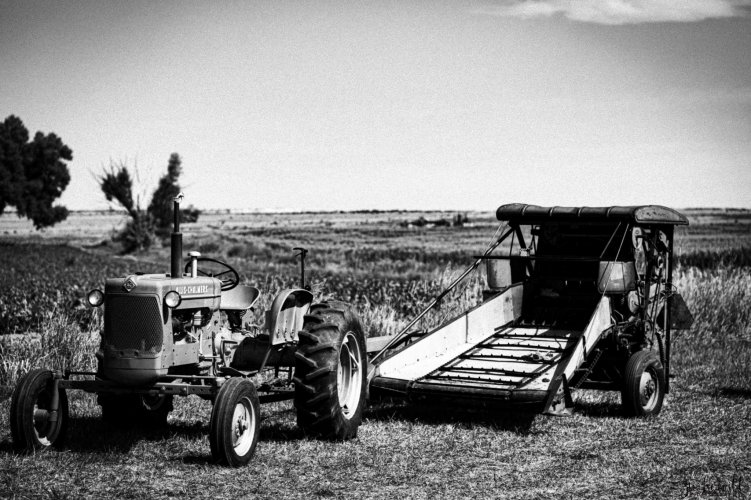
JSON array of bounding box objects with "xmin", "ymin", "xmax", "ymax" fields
[
  {"xmin": 674, "ymin": 265, "xmax": 751, "ymax": 344},
  {"xmin": 0, "ymin": 308, "xmax": 100, "ymax": 387},
  {"xmin": 671, "ymin": 265, "xmax": 751, "ymax": 394}
]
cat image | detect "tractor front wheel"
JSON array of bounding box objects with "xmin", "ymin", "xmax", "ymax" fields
[
  {"xmin": 10, "ymin": 369, "xmax": 69, "ymax": 453},
  {"xmin": 622, "ymin": 350, "xmax": 665, "ymax": 417},
  {"xmin": 209, "ymin": 378, "xmax": 260, "ymax": 467},
  {"xmin": 294, "ymin": 302, "xmax": 367, "ymax": 440}
]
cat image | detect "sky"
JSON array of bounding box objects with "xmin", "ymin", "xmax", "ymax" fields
[{"xmin": 1, "ymin": 0, "xmax": 749, "ymax": 211}]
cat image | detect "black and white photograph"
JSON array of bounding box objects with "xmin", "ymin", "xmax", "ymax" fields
[{"xmin": 1, "ymin": 1, "xmax": 749, "ymax": 498}]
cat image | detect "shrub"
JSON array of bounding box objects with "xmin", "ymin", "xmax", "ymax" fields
[{"xmin": 98, "ymin": 153, "xmax": 198, "ymax": 252}]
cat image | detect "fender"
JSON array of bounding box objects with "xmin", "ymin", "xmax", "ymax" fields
[{"xmin": 265, "ymin": 288, "xmax": 313, "ymax": 345}]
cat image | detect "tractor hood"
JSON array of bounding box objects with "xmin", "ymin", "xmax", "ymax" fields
[{"xmin": 104, "ymin": 274, "xmax": 222, "ymax": 311}]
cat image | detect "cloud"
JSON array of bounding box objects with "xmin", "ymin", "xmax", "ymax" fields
[{"xmin": 473, "ymin": 0, "xmax": 751, "ymax": 24}]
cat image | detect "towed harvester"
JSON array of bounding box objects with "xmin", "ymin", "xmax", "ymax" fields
[
  {"xmin": 368, "ymin": 204, "xmax": 693, "ymax": 416},
  {"xmin": 10, "ymin": 195, "xmax": 369, "ymax": 466}
]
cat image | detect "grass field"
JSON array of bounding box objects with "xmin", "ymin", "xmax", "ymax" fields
[{"xmin": 0, "ymin": 209, "xmax": 750, "ymax": 499}]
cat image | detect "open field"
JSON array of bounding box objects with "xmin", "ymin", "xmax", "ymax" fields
[{"xmin": 0, "ymin": 208, "xmax": 750, "ymax": 499}]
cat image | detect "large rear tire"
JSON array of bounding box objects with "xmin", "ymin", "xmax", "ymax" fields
[
  {"xmin": 622, "ymin": 350, "xmax": 665, "ymax": 417},
  {"xmin": 294, "ymin": 302, "xmax": 367, "ymax": 440},
  {"xmin": 99, "ymin": 394, "xmax": 173, "ymax": 428},
  {"xmin": 209, "ymin": 378, "xmax": 260, "ymax": 467},
  {"xmin": 10, "ymin": 369, "xmax": 69, "ymax": 453}
]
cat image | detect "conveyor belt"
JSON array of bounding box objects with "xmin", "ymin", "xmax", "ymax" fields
[{"xmin": 415, "ymin": 326, "xmax": 580, "ymax": 394}]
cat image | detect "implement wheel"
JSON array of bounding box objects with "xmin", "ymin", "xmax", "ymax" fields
[
  {"xmin": 622, "ymin": 350, "xmax": 665, "ymax": 417},
  {"xmin": 99, "ymin": 394, "xmax": 173, "ymax": 428},
  {"xmin": 209, "ymin": 378, "xmax": 260, "ymax": 467},
  {"xmin": 294, "ymin": 302, "xmax": 367, "ymax": 440},
  {"xmin": 10, "ymin": 369, "xmax": 69, "ymax": 453}
]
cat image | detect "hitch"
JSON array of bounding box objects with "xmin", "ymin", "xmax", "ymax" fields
[{"xmin": 293, "ymin": 247, "xmax": 309, "ymax": 290}]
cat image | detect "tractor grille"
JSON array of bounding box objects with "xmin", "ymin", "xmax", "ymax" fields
[{"xmin": 104, "ymin": 295, "xmax": 164, "ymax": 353}]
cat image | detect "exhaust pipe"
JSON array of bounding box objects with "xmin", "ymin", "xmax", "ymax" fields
[{"xmin": 171, "ymin": 193, "xmax": 184, "ymax": 279}]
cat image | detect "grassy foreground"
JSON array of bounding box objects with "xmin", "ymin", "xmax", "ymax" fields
[{"xmin": 0, "ymin": 366, "xmax": 749, "ymax": 499}]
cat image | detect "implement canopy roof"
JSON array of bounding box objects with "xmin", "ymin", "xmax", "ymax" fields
[{"xmin": 496, "ymin": 204, "xmax": 689, "ymax": 226}]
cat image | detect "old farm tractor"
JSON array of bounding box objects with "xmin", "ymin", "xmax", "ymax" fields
[
  {"xmin": 367, "ymin": 204, "xmax": 693, "ymax": 416},
  {"xmin": 10, "ymin": 195, "xmax": 367, "ymax": 466}
]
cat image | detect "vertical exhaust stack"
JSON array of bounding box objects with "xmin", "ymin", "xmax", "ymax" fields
[{"xmin": 171, "ymin": 193, "xmax": 184, "ymax": 279}]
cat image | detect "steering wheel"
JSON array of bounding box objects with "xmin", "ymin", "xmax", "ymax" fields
[{"xmin": 184, "ymin": 257, "xmax": 239, "ymax": 291}]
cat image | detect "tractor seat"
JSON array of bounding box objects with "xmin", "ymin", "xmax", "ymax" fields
[{"xmin": 220, "ymin": 285, "xmax": 261, "ymax": 311}]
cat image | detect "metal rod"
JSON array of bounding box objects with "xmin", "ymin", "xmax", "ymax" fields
[
  {"xmin": 474, "ymin": 255, "xmax": 605, "ymax": 262},
  {"xmin": 439, "ymin": 366, "xmax": 534, "ymax": 377},
  {"xmin": 665, "ymin": 226, "xmax": 674, "ymax": 393},
  {"xmin": 369, "ymin": 226, "xmax": 514, "ymax": 365},
  {"xmin": 294, "ymin": 247, "xmax": 308, "ymax": 289},
  {"xmin": 171, "ymin": 193, "xmax": 183, "ymax": 279}
]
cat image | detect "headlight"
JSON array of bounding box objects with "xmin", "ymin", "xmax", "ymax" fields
[
  {"xmin": 164, "ymin": 290, "xmax": 182, "ymax": 308},
  {"xmin": 87, "ymin": 289, "xmax": 104, "ymax": 307}
]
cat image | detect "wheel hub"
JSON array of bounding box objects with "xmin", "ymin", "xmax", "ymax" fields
[
  {"xmin": 231, "ymin": 398, "xmax": 255, "ymax": 456},
  {"xmin": 639, "ymin": 370, "xmax": 659, "ymax": 410},
  {"xmin": 337, "ymin": 331, "xmax": 363, "ymax": 419}
]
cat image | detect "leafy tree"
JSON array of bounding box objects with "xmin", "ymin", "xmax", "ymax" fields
[{"xmin": 0, "ymin": 115, "xmax": 72, "ymax": 229}]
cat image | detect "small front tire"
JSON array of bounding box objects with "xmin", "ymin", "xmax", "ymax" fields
[
  {"xmin": 622, "ymin": 350, "xmax": 665, "ymax": 417},
  {"xmin": 10, "ymin": 369, "xmax": 69, "ymax": 453},
  {"xmin": 209, "ymin": 378, "xmax": 260, "ymax": 467}
]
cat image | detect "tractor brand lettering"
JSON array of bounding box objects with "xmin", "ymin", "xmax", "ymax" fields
[{"xmin": 176, "ymin": 285, "xmax": 210, "ymax": 295}]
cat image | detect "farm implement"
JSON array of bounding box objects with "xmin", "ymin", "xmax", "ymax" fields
[
  {"xmin": 368, "ymin": 204, "xmax": 693, "ymax": 416},
  {"xmin": 10, "ymin": 195, "xmax": 368, "ymax": 466},
  {"xmin": 9, "ymin": 200, "xmax": 695, "ymax": 466}
]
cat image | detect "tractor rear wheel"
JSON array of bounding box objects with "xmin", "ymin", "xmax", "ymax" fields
[
  {"xmin": 10, "ymin": 369, "xmax": 69, "ymax": 452},
  {"xmin": 622, "ymin": 350, "xmax": 665, "ymax": 417},
  {"xmin": 209, "ymin": 378, "xmax": 260, "ymax": 467},
  {"xmin": 99, "ymin": 394, "xmax": 173, "ymax": 428},
  {"xmin": 294, "ymin": 302, "xmax": 367, "ymax": 440}
]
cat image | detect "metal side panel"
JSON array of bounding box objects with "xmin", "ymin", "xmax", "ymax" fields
[
  {"xmin": 563, "ymin": 296, "xmax": 611, "ymax": 380},
  {"xmin": 374, "ymin": 284, "xmax": 523, "ymax": 382}
]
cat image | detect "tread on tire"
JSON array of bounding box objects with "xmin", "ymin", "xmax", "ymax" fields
[
  {"xmin": 294, "ymin": 301, "xmax": 367, "ymax": 440},
  {"xmin": 10, "ymin": 369, "xmax": 69, "ymax": 453},
  {"xmin": 209, "ymin": 378, "xmax": 260, "ymax": 466},
  {"xmin": 622, "ymin": 350, "xmax": 665, "ymax": 417}
]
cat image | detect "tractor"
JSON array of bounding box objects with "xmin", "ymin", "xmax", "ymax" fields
[
  {"xmin": 10, "ymin": 195, "xmax": 367, "ymax": 466},
  {"xmin": 366, "ymin": 204, "xmax": 694, "ymax": 417}
]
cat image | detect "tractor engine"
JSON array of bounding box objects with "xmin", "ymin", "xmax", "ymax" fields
[{"xmin": 95, "ymin": 274, "xmax": 222, "ymax": 386}]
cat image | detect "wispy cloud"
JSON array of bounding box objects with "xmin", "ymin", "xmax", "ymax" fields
[{"xmin": 473, "ymin": 0, "xmax": 751, "ymax": 25}]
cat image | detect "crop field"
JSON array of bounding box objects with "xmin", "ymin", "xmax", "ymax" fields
[{"xmin": 0, "ymin": 208, "xmax": 750, "ymax": 499}]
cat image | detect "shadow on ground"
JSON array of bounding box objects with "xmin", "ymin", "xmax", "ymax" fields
[
  {"xmin": 572, "ymin": 400, "xmax": 626, "ymax": 418},
  {"xmin": 717, "ymin": 387, "xmax": 751, "ymax": 399},
  {"xmin": 364, "ymin": 399, "xmax": 538, "ymax": 434},
  {"xmin": 0, "ymin": 416, "xmax": 210, "ymax": 458}
]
